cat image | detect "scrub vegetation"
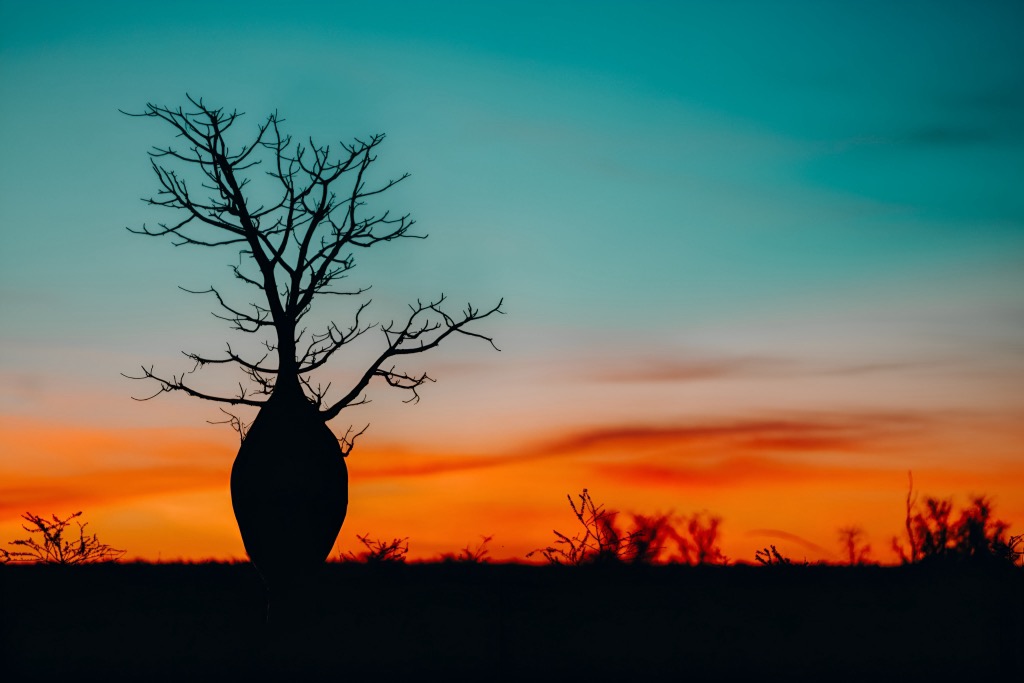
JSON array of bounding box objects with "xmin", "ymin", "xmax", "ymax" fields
[
  {"xmin": 5, "ymin": 478, "xmax": 1019, "ymax": 568},
  {"xmin": 341, "ymin": 533, "xmax": 409, "ymax": 564},
  {"xmin": 2, "ymin": 483, "xmax": 1020, "ymax": 680},
  {"xmin": 893, "ymin": 473, "xmax": 1021, "ymax": 566},
  {"xmin": 526, "ymin": 488, "xmax": 727, "ymax": 566},
  {"xmin": 0, "ymin": 511, "xmax": 124, "ymax": 565}
]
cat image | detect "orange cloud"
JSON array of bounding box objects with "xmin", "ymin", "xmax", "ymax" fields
[
  {"xmin": 0, "ymin": 416, "xmax": 230, "ymax": 515},
  {"xmin": 1, "ymin": 411, "xmax": 1021, "ymax": 565}
]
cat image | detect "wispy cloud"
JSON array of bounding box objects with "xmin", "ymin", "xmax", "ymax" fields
[
  {"xmin": 0, "ymin": 466, "xmax": 224, "ymax": 517},
  {"xmin": 536, "ymin": 413, "xmax": 929, "ymax": 456},
  {"xmin": 352, "ymin": 411, "xmax": 933, "ymax": 484},
  {"xmin": 577, "ymin": 348, "xmax": 956, "ymax": 386},
  {"xmin": 0, "ymin": 417, "xmax": 230, "ymax": 515},
  {"xmin": 589, "ymin": 356, "xmax": 789, "ymax": 383}
]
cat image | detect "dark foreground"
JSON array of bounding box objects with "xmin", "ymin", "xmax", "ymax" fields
[{"xmin": 1, "ymin": 561, "xmax": 1021, "ymax": 682}]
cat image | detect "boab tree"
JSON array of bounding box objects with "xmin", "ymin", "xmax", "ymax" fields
[{"xmin": 124, "ymin": 96, "xmax": 502, "ymax": 590}]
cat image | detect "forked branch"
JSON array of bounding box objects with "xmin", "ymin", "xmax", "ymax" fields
[
  {"xmin": 125, "ymin": 96, "xmax": 502, "ymax": 433},
  {"xmin": 321, "ymin": 296, "xmax": 504, "ymax": 420}
]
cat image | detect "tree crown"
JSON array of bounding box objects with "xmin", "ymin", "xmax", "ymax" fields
[{"xmin": 124, "ymin": 96, "xmax": 502, "ymax": 431}]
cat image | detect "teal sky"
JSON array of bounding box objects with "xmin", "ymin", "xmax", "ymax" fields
[{"xmin": 2, "ymin": 1, "xmax": 1022, "ymax": 448}]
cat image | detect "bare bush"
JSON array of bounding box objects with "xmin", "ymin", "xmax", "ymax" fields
[
  {"xmin": 3, "ymin": 512, "xmax": 125, "ymax": 565},
  {"xmin": 528, "ymin": 489, "xmax": 726, "ymax": 566},
  {"xmin": 528, "ymin": 489, "xmax": 653, "ymax": 565},
  {"xmin": 669, "ymin": 512, "xmax": 727, "ymax": 565},
  {"xmin": 1005, "ymin": 534, "xmax": 1024, "ymax": 567},
  {"xmin": 439, "ymin": 535, "xmax": 494, "ymax": 563},
  {"xmin": 754, "ymin": 545, "xmax": 793, "ymax": 566},
  {"xmin": 838, "ymin": 525, "xmax": 872, "ymax": 565},
  {"xmin": 343, "ymin": 533, "xmax": 409, "ymax": 564}
]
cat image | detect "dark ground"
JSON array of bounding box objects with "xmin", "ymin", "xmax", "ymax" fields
[{"xmin": 1, "ymin": 561, "xmax": 1020, "ymax": 682}]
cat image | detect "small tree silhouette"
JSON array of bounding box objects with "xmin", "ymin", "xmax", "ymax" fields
[
  {"xmin": 838, "ymin": 525, "xmax": 872, "ymax": 565},
  {"xmin": 528, "ymin": 489, "xmax": 667, "ymax": 566},
  {"xmin": 628, "ymin": 513, "xmax": 677, "ymax": 564},
  {"xmin": 952, "ymin": 496, "xmax": 1014, "ymax": 561},
  {"xmin": 672, "ymin": 512, "xmax": 727, "ymax": 565},
  {"xmin": 892, "ymin": 473, "xmax": 1016, "ymax": 565},
  {"xmin": 3, "ymin": 512, "xmax": 125, "ymax": 565}
]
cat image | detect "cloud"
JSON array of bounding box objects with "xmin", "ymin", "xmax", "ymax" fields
[
  {"xmin": 536, "ymin": 413, "xmax": 928, "ymax": 457},
  {"xmin": 590, "ymin": 356, "xmax": 789, "ymax": 383},
  {"xmin": 579, "ymin": 348, "xmax": 956, "ymax": 386},
  {"xmin": 0, "ymin": 409, "xmax": 973, "ymax": 519},
  {"xmin": 353, "ymin": 411, "xmax": 933, "ymax": 484},
  {"xmin": 0, "ymin": 416, "xmax": 231, "ymax": 516},
  {"xmin": 0, "ymin": 466, "xmax": 225, "ymax": 518},
  {"xmin": 821, "ymin": 360, "xmax": 948, "ymax": 376}
]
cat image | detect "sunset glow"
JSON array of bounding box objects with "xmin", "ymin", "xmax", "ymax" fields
[
  {"xmin": 2, "ymin": 412, "xmax": 1022, "ymax": 564},
  {"xmin": 2, "ymin": 2, "xmax": 1023, "ymax": 567}
]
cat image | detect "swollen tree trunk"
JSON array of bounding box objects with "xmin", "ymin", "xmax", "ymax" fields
[
  {"xmin": 230, "ymin": 378, "xmax": 347, "ymax": 592},
  {"xmin": 126, "ymin": 98, "xmax": 501, "ymax": 598}
]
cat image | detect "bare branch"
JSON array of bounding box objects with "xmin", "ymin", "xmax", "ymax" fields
[
  {"xmin": 321, "ymin": 296, "xmax": 503, "ymax": 420},
  {"xmin": 122, "ymin": 366, "xmax": 266, "ymax": 407},
  {"xmin": 126, "ymin": 97, "xmax": 502, "ymax": 430},
  {"xmin": 207, "ymin": 408, "xmax": 252, "ymax": 442},
  {"xmin": 338, "ymin": 424, "xmax": 369, "ymax": 457}
]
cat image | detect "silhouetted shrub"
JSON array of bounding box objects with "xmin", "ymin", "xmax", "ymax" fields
[
  {"xmin": 627, "ymin": 512, "xmax": 677, "ymax": 563},
  {"xmin": 1004, "ymin": 534, "xmax": 1024, "ymax": 567},
  {"xmin": 527, "ymin": 489, "xmax": 727, "ymax": 566},
  {"xmin": 892, "ymin": 473, "xmax": 1017, "ymax": 565},
  {"xmin": 343, "ymin": 533, "xmax": 409, "ymax": 564},
  {"xmin": 669, "ymin": 512, "xmax": 727, "ymax": 565},
  {"xmin": 2, "ymin": 512, "xmax": 125, "ymax": 564},
  {"xmin": 838, "ymin": 525, "xmax": 872, "ymax": 565},
  {"xmin": 438, "ymin": 535, "xmax": 493, "ymax": 563},
  {"xmin": 528, "ymin": 489, "xmax": 665, "ymax": 565},
  {"xmin": 754, "ymin": 545, "xmax": 793, "ymax": 566}
]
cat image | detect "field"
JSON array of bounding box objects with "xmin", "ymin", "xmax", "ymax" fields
[{"xmin": 1, "ymin": 562, "xmax": 1021, "ymax": 682}]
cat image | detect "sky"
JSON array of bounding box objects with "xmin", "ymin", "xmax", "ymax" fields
[{"xmin": 1, "ymin": 1, "xmax": 1023, "ymax": 564}]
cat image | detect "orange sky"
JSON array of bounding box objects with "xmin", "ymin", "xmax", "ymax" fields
[{"xmin": 3, "ymin": 412, "xmax": 1021, "ymax": 565}]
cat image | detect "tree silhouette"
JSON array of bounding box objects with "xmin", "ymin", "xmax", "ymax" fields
[
  {"xmin": 123, "ymin": 96, "xmax": 502, "ymax": 591},
  {"xmin": 837, "ymin": 525, "xmax": 872, "ymax": 565},
  {"xmin": 892, "ymin": 473, "xmax": 1016, "ymax": 565},
  {"xmin": 676, "ymin": 512, "xmax": 727, "ymax": 565}
]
